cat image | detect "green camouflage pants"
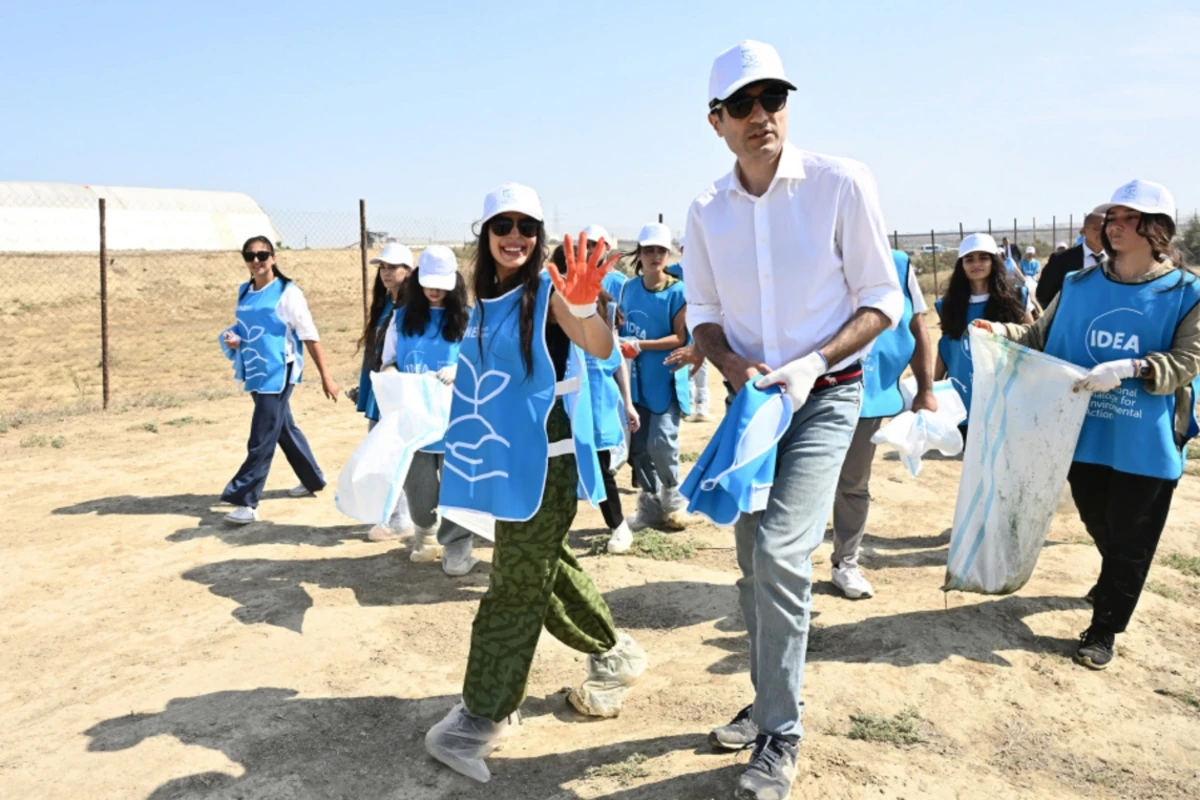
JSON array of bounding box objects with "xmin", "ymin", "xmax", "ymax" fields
[{"xmin": 463, "ymin": 402, "xmax": 619, "ymax": 722}]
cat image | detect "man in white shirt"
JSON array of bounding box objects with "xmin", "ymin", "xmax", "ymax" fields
[{"xmin": 683, "ymin": 40, "xmax": 902, "ymax": 800}]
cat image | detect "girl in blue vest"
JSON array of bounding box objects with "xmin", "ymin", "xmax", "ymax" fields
[
  {"xmin": 218, "ymin": 237, "xmax": 339, "ymax": 525},
  {"xmin": 550, "ymin": 244, "xmax": 640, "ymax": 554},
  {"xmin": 977, "ymin": 180, "xmax": 1200, "ymax": 671},
  {"xmin": 379, "ymin": 245, "xmax": 474, "ymax": 573},
  {"xmin": 935, "ymin": 233, "xmax": 1034, "ymax": 436},
  {"xmin": 618, "ymin": 222, "xmax": 693, "ymax": 532},
  {"xmin": 354, "ymin": 243, "xmax": 415, "ymax": 542},
  {"xmin": 425, "ymin": 185, "xmax": 647, "ymax": 783}
]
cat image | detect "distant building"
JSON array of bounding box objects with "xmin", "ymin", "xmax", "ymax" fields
[{"xmin": 0, "ymin": 182, "xmax": 280, "ymax": 252}]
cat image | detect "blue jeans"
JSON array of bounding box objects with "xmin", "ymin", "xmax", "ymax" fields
[
  {"xmin": 734, "ymin": 382, "xmax": 861, "ymax": 741},
  {"xmin": 221, "ymin": 365, "xmax": 325, "ymax": 509},
  {"xmin": 405, "ymin": 451, "xmax": 472, "ymax": 557},
  {"xmin": 629, "ymin": 400, "xmax": 681, "ymax": 493}
]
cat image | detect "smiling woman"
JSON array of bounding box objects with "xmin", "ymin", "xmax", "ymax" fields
[
  {"xmin": 424, "ymin": 183, "xmax": 647, "ymax": 785},
  {"xmin": 216, "ymin": 236, "xmax": 340, "ymax": 525}
]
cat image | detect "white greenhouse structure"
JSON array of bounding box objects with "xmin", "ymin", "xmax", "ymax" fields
[{"xmin": 0, "ymin": 182, "xmax": 281, "ymax": 252}]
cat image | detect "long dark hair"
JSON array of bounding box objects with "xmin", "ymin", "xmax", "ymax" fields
[
  {"xmin": 549, "ymin": 244, "xmax": 623, "ymax": 329},
  {"xmin": 356, "ymin": 267, "xmax": 400, "ymax": 360},
  {"xmin": 1098, "ymin": 211, "xmax": 1196, "ymax": 290},
  {"xmin": 401, "ymin": 268, "xmax": 469, "ymax": 342},
  {"xmin": 472, "ymin": 220, "xmax": 547, "ymax": 378},
  {"xmin": 238, "ymin": 236, "xmax": 290, "ymax": 298},
  {"xmin": 939, "ymin": 253, "xmax": 1027, "ymax": 338}
]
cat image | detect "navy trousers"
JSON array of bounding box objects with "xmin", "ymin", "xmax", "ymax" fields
[{"xmin": 221, "ymin": 366, "xmax": 325, "ymax": 509}]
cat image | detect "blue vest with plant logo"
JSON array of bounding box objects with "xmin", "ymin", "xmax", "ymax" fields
[
  {"xmin": 862, "ymin": 251, "xmax": 917, "ymax": 418},
  {"xmin": 1045, "ymin": 266, "xmax": 1200, "ymax": 480},
  {"xmin": 438, "ymin": 272, "xmax": 604, "ymax": 520},
  {"xmin": 219, "ymin": 279, "xmax": 302, "ymax": 395},
  {"xmin": 619, "ymin": 277, "xmax": 691, "ymax": 415},
  {"xmin": 587, "ymin": 304, "xmax": 625, "ymax": 451},
  {"xmin": 391, "ymin": 306, "xmax": 463, "ymax": 454}
]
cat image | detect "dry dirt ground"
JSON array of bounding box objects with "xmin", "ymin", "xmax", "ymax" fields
[{"xmin": 4, "ymin": 351, "xmax": 1200, "ymax": 800}]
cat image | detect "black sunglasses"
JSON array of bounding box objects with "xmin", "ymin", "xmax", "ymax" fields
[
  {"xmin": 242, "ymin": 250, "xmax": 272, "ymax": 262},
  {"xmin": 488, "ymin": 216, "xmax": 540, "ymax": 238},
  {"xmin": 715, "ymin": 90, "xmax": 788, "ymax": 120}
]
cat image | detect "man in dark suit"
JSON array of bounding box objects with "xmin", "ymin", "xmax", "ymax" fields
[{"xmin": 1035, "ymin": 210, "xmax": 1107, "ymax": 309}]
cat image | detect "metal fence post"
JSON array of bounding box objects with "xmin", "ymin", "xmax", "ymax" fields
[
  {"xmin": 959, "ymin": 222, "xmax": 964, "ymax": 242},
  {"xmin": 99, "ymin": 198, "xmax": 110, "ymax": 409},
  {"xmin": 893, "ymin": 230, "xmax": 899, "ymax": 250},
  {"xmin": 930, "ymin": 229, "xmax": 938, "ymax": 296},
  {"xmin": 359, "ymin": 199, "xmax": 369, "ymax": 324},
  {"xmin": 988, "ymin": 218, "xmax": 993, "ymax": 237}
]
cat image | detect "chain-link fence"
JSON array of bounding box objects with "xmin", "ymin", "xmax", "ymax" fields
[
  {"xmin": 2, "ymin": 186, "xmax": 1194, "ymax": 420},
  {"xmin": 0, "ymin": 189, "xmax": 465, "ymax": 419}
]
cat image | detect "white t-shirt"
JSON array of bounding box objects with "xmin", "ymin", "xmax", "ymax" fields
[
  {"xmin": 969, "ymin": 292, "xmax": 1034, "ymax": 315},
  {"xmin": 907, "ymin": 266, "xmax": 928, "ymax": 314}
]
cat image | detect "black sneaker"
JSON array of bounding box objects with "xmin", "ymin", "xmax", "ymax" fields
[
  {"xmin": 708, "ymin": 703, "xmax": 758, "ymax": 751},
  {"xmin": 1084, "ymin": 583, "xmax": 1098, "ymax": 605},
  {"xmin": 734, "ymin": 734, "xmax": 798, "ymax": 800},
  {"xmin": 1075, "ymin": 627, "xmax": 1115, "ymax": 670}
]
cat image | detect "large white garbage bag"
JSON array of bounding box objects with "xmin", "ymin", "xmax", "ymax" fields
[
  {"xmin": 335, "ymin": 372, "xmax": 452, "ymax": 525},
  {"xmin": 944, "ymin": 329, "xmax": 1092, "ymax": 594}
]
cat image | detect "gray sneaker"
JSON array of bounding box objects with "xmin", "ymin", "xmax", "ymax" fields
[
  {"xmin": 734, "ymin": 734, "xmax": 798, "ymax": 800},
  {"xmin": 709, "ymin": 704, "xmax": 758, "ymax": 751}
]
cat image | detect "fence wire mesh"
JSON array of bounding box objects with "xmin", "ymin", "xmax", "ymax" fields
[{"xmin": 2, "ymin": 190, "xmax": 1194, "ymax": 420}]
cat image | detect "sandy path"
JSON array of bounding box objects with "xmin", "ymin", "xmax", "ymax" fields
[{"xmin": 3, "ymin": 369, "xmax": 1199, "ymax": 799}]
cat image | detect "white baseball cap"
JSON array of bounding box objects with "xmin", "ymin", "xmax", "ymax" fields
[
  {"xmin": 1056, "ymin": 241, "xmax": 1068, "ymax": 249},
  {"xmin": 1025, "ymin": 246, "xmax": 1036, "ymax": 255},
  {"xmin": 370, "ymin": 242, "xmax": 414, "ymax": 267},
  {"xmin": 481, "ymin": 182, "xmax": 544, "ymax": 224},
  {"xmin": 637, "ymin": 222, "xmax": 673, "ymax": 249},
  {"xmin": 583, "ymin": 224, "xmax": 611, "ymax": 244},
  {"xmin": 709, "ymin": 40, "xmax": 796, "ymax": 106},
  {"xmin": 1094, "ymin": 179, "xmax": 1176, "ymax": 218},
  {"xmin": 417, "ymin": 245, "xmax": 458, "ymax": 291},
  {"xmin": 959, "ymin": 233, "xmax": 999, "ymax": 258}
]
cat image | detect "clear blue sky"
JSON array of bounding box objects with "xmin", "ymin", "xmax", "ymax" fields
[{"xmin": 3, "ymin": 0, "xmax": 1198, "ymax": 241}]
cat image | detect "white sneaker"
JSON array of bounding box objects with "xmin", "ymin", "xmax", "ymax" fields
[
  {"xmin": 625, "ymin": 491, "xmax": 661, "ymax": 532},
  {"xmin": 410, "ymin": 528, "xmax": 444, "ymax": 563},
  {"xmin": 288, "ymin": 484, "xmax": 315, "ymax": 498},
  {"xmin": 224, "ymin": 506, "xmax": 258, "ymax": 525},
  {"xmin": 831, "ymin": 563, "xmax": 875, "ymax": 599},
  {"xmin": 607, "ymin": 521, "xmax": 634, "ymax": 554},
  {"xmin": 688, "ymin": 411, "xmax": 714, "ymax": 423}
]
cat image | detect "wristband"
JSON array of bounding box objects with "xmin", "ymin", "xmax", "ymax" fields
[{"xmin": 565, "ymin": 301, "xmax": 597, "ymax": 319}]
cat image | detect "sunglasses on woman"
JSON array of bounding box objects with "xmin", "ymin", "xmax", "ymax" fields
[
  {"xmin": 715, "ymin": 90, "xmax": 789, "ymax": 120},
  {"xmin": 488, "ymin": 216, "xmax": 540, "ymax": 238},
  {"xmin": 242, "ymin": 250, "xmax": 272, "ymax": 262}
]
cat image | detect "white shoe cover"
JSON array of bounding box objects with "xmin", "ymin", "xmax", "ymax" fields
[
  {"xmin": 567, "ymin": 632, "xmax": 649, "ymax": 718},
  {"xmin": 424, "ymin": 701, "xmax": 518, "ymax": 783}
]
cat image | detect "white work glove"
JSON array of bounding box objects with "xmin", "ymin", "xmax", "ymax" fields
[
  {"xmin": 1074, "ymin": 359, "xmax": 1137, "ymax": 393},
  {"xmin": 970, "ymin": 319, "xmax": 1008, "ymax": 338},
  {"xmin": 435, "ymin": 365, "xmax": 458, "ymax": 386},
  {"xmin": 222, "ymin": 330, "xmax": 241, "ymax": 349},
  {"xmin": 755, "ymin": 351, "xmax": 827, "ymax": 410},
  {"xmin": 619, "ymin": 338, "xmax": 642, "ymax": 360}
]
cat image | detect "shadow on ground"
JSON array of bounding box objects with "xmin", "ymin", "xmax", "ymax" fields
[{"xmin": 84, "ymin": 687, "xmax": 739, "ymax": 799}]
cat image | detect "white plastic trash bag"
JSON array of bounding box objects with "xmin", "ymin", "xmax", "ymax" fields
[
  {"xmin": 335, "ymin": 371, "xmax": 452, "ymax": 525},
  {"xmin": 944, "ymin": 329, "xmax": 1091, "ymax": 594},
  {"xmin": 871, "ymin": 410, "xmax": 963, "ymax": 477},
  {"xmin": 899, "ymin": 377, "xmax": 968, "ymax": 422}
]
